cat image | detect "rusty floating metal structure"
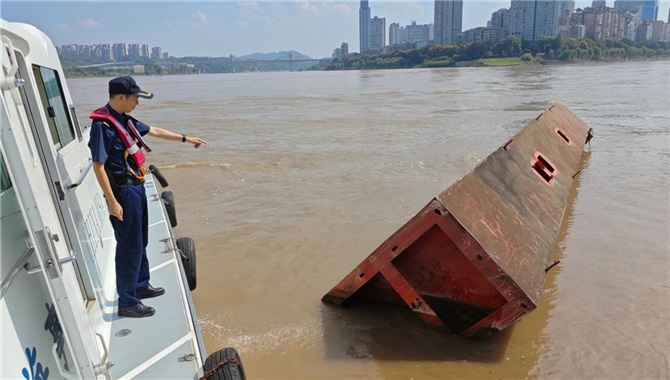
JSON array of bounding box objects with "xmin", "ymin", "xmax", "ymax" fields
[{"xmin": 322, "ymin": 103, "xmax": 593, "ymax": 339}]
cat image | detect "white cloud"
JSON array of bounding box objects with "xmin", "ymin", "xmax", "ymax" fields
[
  {"xmin": 189, "ymin": 11, "xmax": 208, "ymax": 30},
  {"xmin": 299, "ymin": 0, "xmax": 319, "ymax": 14},
  {"xmin": 238, "ymin": 1, "xmax": 261, "ymax": 12},
  {"xmin": 319, "ymin": 0, "xmax": 353, "ymax": 14},
  {"xmin": 80, "ymin": 18, "xmax": 102, "ymax": 29}
]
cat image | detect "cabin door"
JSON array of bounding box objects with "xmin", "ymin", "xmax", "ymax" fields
[{"xmin": 20, "ymin": 65, "xmax": 99, "ymax": 301}]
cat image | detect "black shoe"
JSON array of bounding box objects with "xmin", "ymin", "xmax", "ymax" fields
[
  {"xmin": 136, "ymin": 285, "xmax": 165, "ymax": 299},
  {"xmin": 118, "ymin": 303, "xmax": 155, "ymax": 318}
]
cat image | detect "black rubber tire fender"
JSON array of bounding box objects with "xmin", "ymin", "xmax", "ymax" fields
[
  {"xmin": 202, "ymin": 347, "xmax": 246, "ymax": 380},
  {"xmin": 176, "ymin": 236, "xmax": 197, "ymax": 291},
  {"xmin": 161, "ymin": 191, "xmax": 178, "ymax": 228},
  {"xmin": 149, "ymin": 164, "xmax": 169, "ymax": 188}
]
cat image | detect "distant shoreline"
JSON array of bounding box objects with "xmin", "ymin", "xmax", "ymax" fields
[
  {"xmin": 538, "ymin": 56, "xmax": 670, "ymax": 66},
  {"xmin": 448, "ymin": 56, "xmax": 670, "ymax": 68},
  {"xmin": 62, "ymin": 56, "xmax": 669, "ymax": 78}
]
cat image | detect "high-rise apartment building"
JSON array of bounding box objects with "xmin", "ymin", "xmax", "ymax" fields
[
  {"xmin": 559, "ymin": 1, "xmax": 576, "ymax": 16},
  {"xmin": 614, "ymin": 0, "xmax": 641, "ymax": 13},
  {"xmin": 100, "ymin": 44, "xmax": 113, "ymax": 61},
  {"xmin": 614, "ymin": 1, "xmax": 658, "ymax": 21},
  {"xmin": 359, "ymin": 0, "xmax": 371, "ymax": 52},
  {"xmin": 640, "ymin": 0, "xmax": 659, "ymax": 20},
  {"xmin": 389, "ymin": 23, "xmax": 401, "ymax": 45},
  {"xmin": 113, "ymin": 43, "xmax": 128, "ymax": 59},
  {"xmin": 489, "ymin": 8, "xmax": 511, "ymax": 30},
  {"xmin": 572, "ymin": 7, "xmax": 626, "ymax": 39},
  {"xmin": 458, "ymin": 27, "xmax": 507, "ymax": 43},
  {"xmin": 389, "ymin": 22, "xmax": 433, "ymax": 46},
  {"xmin": 509, "ymin": 0, "xmax": 572, "ymax": 41},
  {"xmin": 58, "ymin": 42, "xmax": 165, "ymax": 61},
  {"xmin": 333, "ymin": 42, "xmax": 350, "ymax": 60},
  {"xmin": 650, "ymin": 20, "xmax": 667, "ymax": 40},
  {"xmin": 434, "ymin": 0, "xmax": 463, "ymax": 45},
  {"xmin": 141, "ymin": 44, "xmax": 150, "ymax": 57},
  {"xmin": 370, "ymin": 16, "xmax": 386, "ymax": 49},
  {"xmin": 407, "ymin": 21, "xmax": 428, "ymax": 43},
  {"xmin": 635, "ymin": 19, "xmax": 654, "ymax": 40},
  {"xmin": 128, "ymin": 43, "xmax": 141, "ymax": 57},
  {"xmin": 592, "ymin": 0, "xmax": 607, "ymax": 8},
  {"xmin": 151, "ymin": 47, "xmax": 162, "ymax": 60}
]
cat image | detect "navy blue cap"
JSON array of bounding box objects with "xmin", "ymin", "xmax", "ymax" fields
[{"xmin": 108, "ymin": 76, "xmax": 153, "ymax": 99}]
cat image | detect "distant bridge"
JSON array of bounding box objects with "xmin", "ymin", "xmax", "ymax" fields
[
  {"xmin": 230, "ymin": 53, "xmax": 331, "ymax": 72},
  {"xmin": 74, "ymin": 53, "xmax": 333, "ymax": 72}
]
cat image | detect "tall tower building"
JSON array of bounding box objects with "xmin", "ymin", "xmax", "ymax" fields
[
  {"xmin": 141, "ymin": 44, "xmax": 150, "ymax": 57},
  {"xmin": 113, "ymin": 43, "xmax": 128, "ymax": 59},
  {"xmin": 640, "ymin": 0, "xmax": 659, "ymax": 20},
  {"xmin": 434, "ymin": 0, "xmax": 463, "ymax": 45},
  {"xmin": 614, "ymin": 1, "xmax": 658, "ymax": 20},
  {"xmin": 359, "ymin": 0, "xmax": 371, "ymax": 52},
  {"xmin": 558, "ymin": 1, "xmax": 576, "ymax": 18},
  {"xmin": 128, "ymin": 43, "xmax": 141, "ymax": 57},
  {"xmin": 614, "ymin": 0, "xmax": 641, "ymax": 13},
  {"xmin": 509, "ymin": 0, "xmax": 568, "ymax": 41},
  {"xmin": 370, "ymin": 16, "xmax": 386, "ymax": 49},
  {"xmin": 151, "ymin": 47, "xmax": 162, "ymax": 60},
  {"xmin": 407, "ymin": 21, "xmax": 431, "ymax": 44},
  {"xmin": 489, "ymin": 8, "xmax": 511, "ymax": 30},
  {"xmin": 389, "ymin": 23, "xmax": 401, "ymax": 45},
  {"xmin": 341, "ymin": 42, "xmax": 349, "ymax": 55},
  {"xmin": 592, "ymin": 0, "xmax": 607, "ymax": 8},
  {"xmin": 101, "ymin": 44, "xmax": 113, "ymax": 61}
]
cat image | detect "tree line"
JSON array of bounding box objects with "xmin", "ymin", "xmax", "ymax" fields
[
  {"xmin": 322, "ymin": 37, "xmax": 670, "ymax": 70},
  {"xmin": 60, "ymin": 55, "xmax": 315, "ymax": 77}
]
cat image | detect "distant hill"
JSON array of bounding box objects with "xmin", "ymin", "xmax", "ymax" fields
[{"xmin": 239, "ymin": 51, "xmax": 313, "ymax": 61}]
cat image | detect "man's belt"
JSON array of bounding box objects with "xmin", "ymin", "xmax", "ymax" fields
[
  {"xmin": 114, "ymin": 177, "xmax": 145, "ymax": 187},
  {"xmin": 125, "ymin": 177, "xmax": 144, "ymax": 186}
]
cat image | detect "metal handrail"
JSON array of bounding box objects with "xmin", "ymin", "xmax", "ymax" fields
[
  {"xmin": 24, "ymin": 249, "xmax": 76, "ymax": 274},
  {"xmin": 0, "ymin": 244, "xmax": 35, "ymax": 300},
  {"xmin": 67, "ymin": 160, "xmax": 93, "ymax": 189}
]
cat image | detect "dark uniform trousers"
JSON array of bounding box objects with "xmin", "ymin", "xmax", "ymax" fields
[{"xmin": 110, "ymin": 183, "xmax": 150, "ymax": 308}]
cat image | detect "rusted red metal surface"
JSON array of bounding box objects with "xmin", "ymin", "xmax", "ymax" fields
[{"xmin": 322, "ymin": 103, "xmax": 592, "ymax": 339}]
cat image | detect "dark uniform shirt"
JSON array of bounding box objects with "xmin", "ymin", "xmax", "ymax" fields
[{"xmin": 88, "ymin": 104, "xmax": 150, "ymax": 184}]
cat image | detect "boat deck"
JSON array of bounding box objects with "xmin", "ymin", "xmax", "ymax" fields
[{"xmin": 104, "ymin": 175, "xmax": 203, "ymax": 379}]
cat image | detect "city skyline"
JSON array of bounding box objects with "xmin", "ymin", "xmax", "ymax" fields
[{"xmin": 3, "ymin": 1, "xmax": 669, "ymax": 58}]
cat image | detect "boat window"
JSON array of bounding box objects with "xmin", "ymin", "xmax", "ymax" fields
[
  {"xmin": 0, "ymin": 154, "xmax": 11, "ymax": 193},
  {"xmin": 32, "ymin": 66, "xmax": 76, "ymax": 150}
]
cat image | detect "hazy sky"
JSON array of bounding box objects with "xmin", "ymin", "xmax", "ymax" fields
[{"xmin": 3, "ymin": 1, "xmax": 669, "ymax": 58}]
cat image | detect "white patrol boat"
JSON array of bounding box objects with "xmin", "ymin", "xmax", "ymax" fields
[{"xmin": 1, "ymin": 19, "xmax": 244, "ymax": 379}]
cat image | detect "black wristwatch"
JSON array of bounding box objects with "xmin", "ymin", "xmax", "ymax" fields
[{"xmin": 181, "ymin": 134, "xmax": 186, "ymax": 143}]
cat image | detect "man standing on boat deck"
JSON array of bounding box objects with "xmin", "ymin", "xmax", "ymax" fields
[{"xmin": 88, "ymin": 76, "xmax": 205, "ymax": 318}]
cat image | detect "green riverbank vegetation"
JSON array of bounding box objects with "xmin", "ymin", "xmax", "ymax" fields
[{"xmin": 322, "ymin": 36, "xmax": 670, "ymax": 70}]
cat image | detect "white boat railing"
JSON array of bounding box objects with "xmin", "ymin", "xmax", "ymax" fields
[
  {"xmin": 66, "ymin": 160, "xmax": 94, "ymax": 189},
  {"xmin": 0, "ymin": 244, "xmax": 34, "ymax": 299}
]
